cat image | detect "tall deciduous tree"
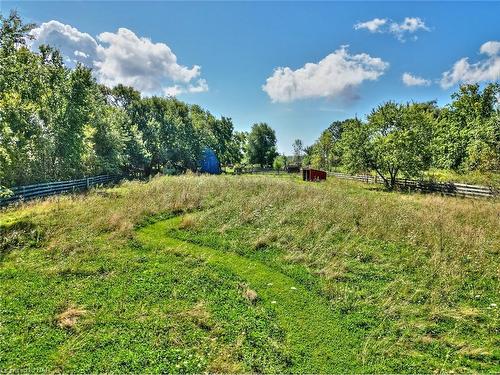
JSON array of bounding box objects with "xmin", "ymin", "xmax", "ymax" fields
[
  {"xmin": 226, "ymin": 131, "xmax": 247, "ymax": 166},
  {"xmin": 292, "ymin": 139, "xmax": 303, "ymax": 165},
  {"xmin": 246, "ymin": 123, "xmax": 278, "ymax": 167},
  {"xmin": 0, "ymin": 10, "xmax": 35, "ymax": 53},
  {"xmin": 54, "ymin": 64, "xmax": 95, "ymax": 179},
  {"xmin": 341, "ymin": 102, "xmax": 434, "ymax": 189},
  {"xmin": 311, "ymin": 130, "xmax": 335, "ymax": 171},
  {"xmin": 338, "ymin": 118, "xmax": 371, "ymax": 174},
  {"xmin": 434, "ymin": 83, "xmax": 499, "ymax": 171}
]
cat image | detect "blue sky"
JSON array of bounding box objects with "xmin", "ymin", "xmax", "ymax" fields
[{"xmin": 3, "ymin": 1, "xmax": 500, "ymax": 153}]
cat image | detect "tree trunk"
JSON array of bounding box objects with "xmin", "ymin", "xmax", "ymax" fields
[
  {"xmin": 390, "ymin": 174, "xmax": 396, "ymax": 190},
  {"xmin": 374, "ymin": 168, "xmax": 390, "ymax": 189}
]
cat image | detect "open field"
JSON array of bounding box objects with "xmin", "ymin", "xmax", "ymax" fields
[{"xmin": 1, "ymin": 174, "xmax": 499, "ymax": 373}]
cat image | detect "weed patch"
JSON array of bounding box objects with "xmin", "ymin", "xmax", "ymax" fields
[
  {"xmin": 56, "ymin": 306, "xmax": 87, "ymax": 330},
  {"xmin": 0, "ymin": 219, "xmax": 43, "ymax": 262}
]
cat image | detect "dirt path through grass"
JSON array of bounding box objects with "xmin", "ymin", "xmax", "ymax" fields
[{"xmin": 137, "ymin": 217, "xmax": 365, "ymax": 373}]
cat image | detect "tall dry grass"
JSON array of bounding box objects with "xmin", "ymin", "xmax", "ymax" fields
[
  {"xmin": 4, "ymin": 174, "xmax": 498, "ymax": 287},
  {"xmin": 2, "ymin": 174, "xmax": 498, "ymax": 368}
]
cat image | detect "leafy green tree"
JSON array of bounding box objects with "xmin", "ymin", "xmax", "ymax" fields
[
  {"xmin": 434, "ymin": 83, "xmax": 499, "ymax": 172},
  {"xmin": 0, "ymin": 185, "xmax": 12, "ymax": 198},
  {"xmin": 190, "ymin": 105, "xmax": 238, "ymax": 166},
  {"xmin": 311, "ymin": 130, "xmax": 335, "ymax": 170},
  {"xmin": 226, "ymin": 131, "xmax": 247, "ymax": 166},
  {"xmin": 327, "ymin": 119, "xmax": 351, "ymax": 167},
  {"xmin": 308, "ymin": 119, "xmax": 353, "ymax": 171},
  {"xmin": 0, "ymin": 12, "xmax": 48, "ymax": 185},
  {"xmin": 272, "ymin": 155, "xmax": 287, "ymax": 170},
  {"xmin": 109, "ymin": 84, "xmax": 141, "ymax": 109},
  {"xmin": 0, "ymin": 10, "xmax": 35, "ymax": 53},
  {"xmin": 301, "ymin": 145, "xmax": 314, "ymax": 167},
  {"xmin": 127, "ymin": 97, "xmax": 170, "ymax": 174},
  {"xmin": 54, "ymin": 64, "xmax": 95, "ymax": 179},
  {"xmin": 214, "ymin": 117, "xmax": 238, "ymax": 165},
  {"xmin": 465, "ymin": 111, "xmax": 500, "ymax": 171},
  {"xmin": 90, "ymin": 106, "xmax": 127, "ymax": 174},
  {"xmin": 36, "ymin": 45, "xmax": 68, "ymax": 181},
  {"xmin": 122, "ymin": 122, "xmax": 151, "ymax": 174},
  {"xmin": 166, "ymin": 99, "xmax": 201, "ymax": 171},
  {"xmin": 246, "ymin": 123, "xmax": 278, "ymax": 167},
  {"xmin": 341, "ymin": 103, "xmax": 434, "ymax": 189},
  {"xmin": 339, "ymin": 118, "xmax": 372, "ymax": 174},
  {"xmin": 327, "ymin": 120, "xmax": 345, "ymax": 143},
  {"xmin": 292, "ymin": 139, "xmax": 303, "ymax": 165},
  {"xmin": 107, "ymin": 85, "xmax": 150, "ymax": 174}
]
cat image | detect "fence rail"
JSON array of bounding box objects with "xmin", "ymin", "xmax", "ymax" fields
[
  {"xmin": 232, "ymin": 167, "xmax": 283, "ymax": 174},
  {"xmin": 0, "ymin": 175, "xmax": 119, "ymax": 207},
  {"xmin": 329, "ymin": 172, "xmax": 499, "ymax": 198}
]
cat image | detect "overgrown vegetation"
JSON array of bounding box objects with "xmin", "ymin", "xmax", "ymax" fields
[
  {"xmin": 1, "ymin": 175, "xmax": 498, "ymax": 372},
  {"xmin": 302, "ymin": 85, "xmax": 500, "ymax": 188},
  {"xmin": 0, "ymin": 11, "xmax": 247, "ymax": 187}
]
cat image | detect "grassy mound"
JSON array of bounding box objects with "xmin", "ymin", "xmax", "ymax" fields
[
  {"xmin": 1, "ymin": 174, "xmax": 498, "ymax": 372},
  {"xmin": 139, "ymin": 217, "xmax": 366, "ymax": 373}
]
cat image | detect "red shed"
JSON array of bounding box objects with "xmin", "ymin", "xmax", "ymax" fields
[{"xmin": 302, "ymin": 168, "xmax": 327, "ymax": 182}]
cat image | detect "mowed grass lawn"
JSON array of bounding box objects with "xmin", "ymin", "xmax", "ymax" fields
[{"xmin": 1, "ymin": 174, "xmax": 499, "ymax": 373}]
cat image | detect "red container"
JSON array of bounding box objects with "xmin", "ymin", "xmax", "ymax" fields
[{"xmin": 302, "ymin": 168, "xmax": 327, "ymax": 182}]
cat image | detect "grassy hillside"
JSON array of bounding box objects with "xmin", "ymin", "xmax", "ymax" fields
[{"xmin": 1, "ymin": 175, "xmax": 498, "ymax": 373}]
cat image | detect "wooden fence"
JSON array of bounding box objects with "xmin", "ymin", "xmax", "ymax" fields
[
  {"xmin": 0, "ymin": 175, "xmax": 119, "ymax": 207},
  {"xmin": 232, "ymin": 167, "xmax": 283, "ymax": 174},
  {"xmin": 329, "ymin": 172, "xmax": 499, "ymax": 198}
]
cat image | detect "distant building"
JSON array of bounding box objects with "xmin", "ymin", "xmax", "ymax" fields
[
  {"xmin": 302, "ymin": 167, "xmax": 327, "ymax": 181},
  {"xmin": 199, "ymin": 148, "xmax": 221, "ymax": 174}
]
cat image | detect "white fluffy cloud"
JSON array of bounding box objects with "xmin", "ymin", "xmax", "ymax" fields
[
  {"xmin": 441, "ymin": 41, "xmax": 500, "ymax": 89},
  {"xmin": 354, "ymin": 17, "xmax": 429, "ymax": 41},
  {"xmin": 30, "ymin": 20, "xmax": 98, "ymax": 65},
  {"xmin": 402, "ymin": 72, "xmax": 431, "ymax": 86},
  {"xmin": 262, "ymin": 46, "xmax": 388, "ymax": 103},
  {"xmin": 164, "ymin": 79, "xmax": 209, "ymax": 97},
  {"xmin": 479, "ymin": 41, "xmax": 500, "ymax": 56},
  {"xmin": 390, "ymin": 17, "xmax": 429, "ymax": 38},
  {"xmin": 94, "ymin": 28, "xmax": 200, "ymax": 92},
  {"xmin": 354, "ymin": 18, "xmax": 387, "ymax": 33},
  {"xmin": 30, "ymin": 20, "xmax": 207, "ymax": 95}
]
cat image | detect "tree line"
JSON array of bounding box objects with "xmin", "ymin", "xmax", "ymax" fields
[
  {"xmin": 0, "ymin": 11, "xmax": 279, "ymax": 189},
  {"xmin": 293, "ymin": 83, "xmax": 499, "ymax": 188}
]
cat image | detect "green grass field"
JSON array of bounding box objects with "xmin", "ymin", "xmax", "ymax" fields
[{"xmin": 1, "ymin": 174, "xmax": 499, "ymax": 373}]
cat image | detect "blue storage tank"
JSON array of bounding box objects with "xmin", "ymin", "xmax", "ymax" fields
[{"xmin": 199, "ymin": 148, "xmax": 221, "ymax": 174}]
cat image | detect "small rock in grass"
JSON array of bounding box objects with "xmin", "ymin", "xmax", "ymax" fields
[
  {"xmin": 290, "ymin": 286, "xmax": 297, "ymax": 290},
  {"xmin": 271, "ymin": 300, "xmax": 277, "ymax": 304}
]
